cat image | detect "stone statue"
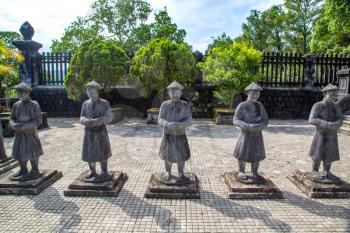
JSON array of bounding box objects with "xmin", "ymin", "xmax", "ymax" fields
[
  {"xmin": 233, "ymin": 83, "xmax": 268, "ymax": 183},
  {"xmin": 308, "ymin": 83, "xmax": 343, "ymax": 182},
  {"xmin": 80, "ymin": 81, "xmax": 113, "ymax": 182},
  {"xmin": 158, "ymin": 81, "xmax": 193, "ymax": 184},
  {"xmin": 10, "ymin": 83, "xmax": 44, "ymax": 181},
  {"xmin": 0, "ymin": 123, "xmax": 8, "ymax": 162}
]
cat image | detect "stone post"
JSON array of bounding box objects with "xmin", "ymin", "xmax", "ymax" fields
[
  {"xmin": 303, "ymin": 54, "xmax": 316, "ymax": 90},
  {"xmin": 12, "ymin": 21, "xmax": 43, "ymax": 87}
]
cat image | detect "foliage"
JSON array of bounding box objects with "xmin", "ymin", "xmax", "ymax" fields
[
  {"xmin": 284, "ymin": 0, "xmax": 322, "ymax": 53},
  {"xmin": 51, "ymin": 1, "xmax": 186, "ymax": 54},
  {"xmin": 199, "ymin": 41, "xmax": 262, "ymax": 106},
  {"xmin": 311, "ymin": 0, "xmax": 350, "ymax": 53},
  {"xmin": 240, "ymin": 6, "xmax": 286, "ymax": 52},
  {"xmin": 205, "ymin": 33, "xmax": 233, "ymax": 56},
  {"xmin": 51, "ymin": 17, "xmax": 100, "ymax": 52},
  {"xmin": 64, "ymin": 38, "xmax": 129, "ymax": 99},
  {"xmin": 0, "ymin": 39, "xmax": 24, "ymax": 98},
  {"xmin": 0, "ymin": 31, "xmax": 22, "ymax": 48},
  {"xmin": 130, "ymin": 38, "xmax": 196, "ymax": 97}
]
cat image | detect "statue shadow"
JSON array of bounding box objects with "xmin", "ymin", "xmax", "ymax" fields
[
  {"xmin": 190, "ymin": 190, "xmax": 293, "ymax": 233},
  {"xmin": 28, "ymin": 187, "xmax": 81, "ymax": 231},
  {"xmin": 276, "ymin": 190, "xmax": 350, "ymax": 219},
  {"xmin": 102, "ymin": 189, "xmax": 181, "ymax": 232}
]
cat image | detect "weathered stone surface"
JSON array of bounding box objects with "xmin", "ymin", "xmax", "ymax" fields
[
  {"xmin": 145, "ymin": 172, "xmax": 199, "ymax": 199},
  {"xmin": 222, "ymin": 172, "xmax": 283, "ymax": 199},
  {"xmin": 146, "ymin": 109, "xmax": 159, "ymax": 124},
  {"xmin": 288, "ymin": 170, "xmax": 350, "ymax": 198},
  {"xmin": 0, "ymin": 159, "xmax": 19, "ymax": 175},
  {"xmin": 0, "ymin": 169, "xmax": 62, "ymax": 195},
  {"xmin": 64, "ymin": 171, "xmax": 127, "ymax": 197}
]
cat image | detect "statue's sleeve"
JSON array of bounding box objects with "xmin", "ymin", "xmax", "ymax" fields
[
  {"xmin": 334, "ymin": 104, "xmax": 343, "ymax": 129},
  {"xmin": 158, "ymin": 103, "xmax": 169, "ymax": 128},
  {"xmin": 94, "ymin": 101, "xmax": 113, "ymax": 125},
  {"xmin": 9, "ymin": 103, "xmax": 17, "ymax": 129},
  {"xmin": 20, "ymin": 102, "xmax": 42, "ymax": 131},
  {"xmin": 233, "ymin": 104, "xmax": 249, "ymax": 130},
  {"xmin": 178, "ymin": 103, "xmax": 193, "ymax": 129},
  {"xmin": 308, "ymin": 103, "xmax": 328, "ymax": 128},
  {"xmin": 80, "ymin": 102, "xmax": 88, "ymax": 124},
  {"xmin": 260, "ymin": 103, "xmax": 268, "ymax": 129}
]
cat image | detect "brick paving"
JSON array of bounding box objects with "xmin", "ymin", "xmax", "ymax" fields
[{"xmin": 0, "ymin": 118, "xmax": 349, "ymax": 233}]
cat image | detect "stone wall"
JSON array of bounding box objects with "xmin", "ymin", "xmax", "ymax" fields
[
  {"xmin": 259, "ymin": 87, "xmax": 323, "ymax": 119},
  {"xmin": 30, "ymin": 85, "xmax": 325, "ymax": 119}
]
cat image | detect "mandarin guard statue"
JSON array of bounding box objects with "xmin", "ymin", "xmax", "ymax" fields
[
  {"xmin": 158, "ymin": 81, "xmax": 193, "ymax": 184},
  {"xmin": 308, "ymin": 83, "xmax": 343, "ymax": 182},
  {"xmin": 80, "ymin": 81, "xmax": 113, "ymax": 182},
  {"xmin": 10, "ymin": 83, "xmax": 44, "ymax": 181},
  {"xmin": 233, "ymin": 83, "xmax": 268, "ymax": 183}
]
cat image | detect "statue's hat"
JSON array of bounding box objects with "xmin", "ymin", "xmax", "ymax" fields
[
  {"xmin": 14, "ymin": 82, "xmax": 31, "ymax": 92},
  {"xmin": 167, "ymin": 81, "xmax": 183, "ymax": 90},
  {"xmin": 86, "ymin": 81, "xmax": 102, "ymax": 90},
  {"xmin": 322, "ymin": 83, "xmax": 339, "ymax": 92},
  {"xmin": 244, "ymin": 82, "xmax": 262, "ymax": 92}
]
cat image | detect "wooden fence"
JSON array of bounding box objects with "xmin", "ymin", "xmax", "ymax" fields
[
  {"xmin": 260, "ymin": 52, "xmax": 350, "ymax": 87},
  {"xmin": 33, "ymin": 51, "xmax": 350, "ymax": 87},
  {"xmin": 40, "ymin": 52, "xmax": 71, "ymax": 85}
]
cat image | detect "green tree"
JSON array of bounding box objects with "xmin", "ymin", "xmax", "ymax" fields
[
  {"xmin": 0, "ymin": 39, "xmax": 23, "ymax": 99},
  {"xmin": 130, "ymin": 38, "xmax": 196, "ymax": 97},
  {"xmin": 199, "ymin": 41, "xmax": 262, "ymax": 107},
  {"xmin": 240, "ymin": 6, "xmax": 286, "ymax": 52},
  {"xmin": 64, "ymin": 38, "xmax": 129, "ymax": 99},
  {"xmin": 205, "ymin": 33, "xmax": 233, "ymax": 55},
  {"xmin": 150, "ymin": 8, "xmax": 186, "ymax": 44},
  {"xmin": 311, "ymin": 0, "xmax": 350, "ymax": 53},
  {"xmin": 0, "ymin": 31, "xmax": 22, "ymax": 48},
  {"xmin": 51, "ymin": 17, "xmax": 100, "ymax": 52},
  {"xmin": 284, "ymin": 0, "xmax": 322, "ymax": 53}
]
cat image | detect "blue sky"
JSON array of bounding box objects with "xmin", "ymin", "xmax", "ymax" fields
[{"xmin": 0, "ymin": 0, "xmax": 283, "ymax": 52}]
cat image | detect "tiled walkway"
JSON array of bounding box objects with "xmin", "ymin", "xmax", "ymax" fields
[{"xmin": 0, "ymin": 118, "xmax": 349, "ymax": 232}]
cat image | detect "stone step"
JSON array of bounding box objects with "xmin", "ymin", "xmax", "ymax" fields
[
  {"xmin": 339, "ymin": 126, "xmax": 350, "ymax": 136},
  {"xmin": 343, "ymin": 115, "xmax": 350, "ymax": 121}
]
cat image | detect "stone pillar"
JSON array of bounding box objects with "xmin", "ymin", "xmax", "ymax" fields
[
  {"xmin": 337, "ymin": 68, "xmax": 350, "ymax": 98},
  {"xmin": 303, "ymin": 54, "xmax": 316, "ymax": 90},
  {"xmin": 12, "ymin": 21, "xmax": 43, "ymax": 87}
]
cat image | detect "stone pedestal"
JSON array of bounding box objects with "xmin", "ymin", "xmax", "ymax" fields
[
  {"xmin": 146, "ymin": 108, "xmax": 159, "ymax": 124},
  {"xmin": 110, "ymin": 108, "xmax": 123, "ymax": 124},
  {"xmin": 0, "ymin": 159, "xmax": 19, "ymax": 175},
  {"xmin": 145, "ymin": 172, "xmax": 199, "ymax": 199},
  {"xmin": 0, "ymin": 169, "xmax": 62, "ymax": 195},
  {"xmin": 288, "ymin": 170, "xmax": 350, "ymax": 198},
  {"xmin": 213, "ymin": 108, "xmax": 234, "ymax": 125},
  {"xmin": 221, "ymin": 172, "xmax": 283, "ymax": 199},
  {"xmin": 64, "ymin": 171, "xmax": 128, "ymax": 197}
]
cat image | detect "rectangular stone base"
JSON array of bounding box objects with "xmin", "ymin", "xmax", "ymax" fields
[
  {"xmin": 64, "ymin": 171, "xmax": 128, "ymax": 197},
  {"xmin": 221, "ymin": 172, "xmax": 283, "ymax": 199},
  {"xmin": 0, "ymin": 169, "xmax": 62, "ymax": 195},
  {"xmin": 0, "ymin": 159, "xmax": 19, "ymax": 175},
  {"xmin": 288, "ymin": 170, "xmax": 350, "ymax": 198},
  {"xmin": 144, "ymin": 172, "xmax": 199, "ymax": 199}
]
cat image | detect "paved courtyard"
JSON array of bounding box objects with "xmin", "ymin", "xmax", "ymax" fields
[{"xmin": 0, "ymin": 118, "xmax": 349, "ymax": 233}]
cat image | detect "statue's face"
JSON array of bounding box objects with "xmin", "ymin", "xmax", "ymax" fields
[
  {"xmin": 324, "ymin": 90, "xmax": 338, "ymax": 102},
  {"xmin": 168, "ymin": 88, "xmax": 182, "ymax": 102},
  {"xmin": 87, "ymin": 87, "xmax": 99, "ymax": 100},
  {"xmin": 247, "ymin": 90, "xmax": 260, "ymax": 101},
  {"xmin": 16, "ymin": 90, "xmax": 30, "ymax": 101}
]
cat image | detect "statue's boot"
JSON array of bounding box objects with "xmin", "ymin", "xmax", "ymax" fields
[
  {"xmin": 11, "ymin": 161, "xmax": 28, "ymax": 178},
  {"xmin": 311, "ymin": 160, "xmax": 323, "ymax": 181},
  {"xmin": 177, "ymin": 161, "xmax": 189, "ymax": 184},
  {"xmin": 85, "ymin": 162, "xmax": 97, "ymax": 179},
  {"xmin": 238, "ymin": 160, "xmax": 247, "ymax": 180},
  {"xmin": 97, "ymin": 160, "xmax": 112, "ymax": 182},
  {"xmin": 323, "ymin": 162, "xmax": 340, "ymax": 181},
  {"xmin": 19, "ymin": 158, "xmax": 41, "ymax": 181},
  {"xmin": 161, "ymin": 161, "xmax": 172, "ymax": 182},
  {"xmin": 251, "ymin": 161, "xmax": 263, "ymax": 183}
]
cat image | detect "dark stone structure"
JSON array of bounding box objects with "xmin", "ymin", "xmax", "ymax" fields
[{"xmin": 259, "ymin": 87, "xmax": 323, "ymax": 119}]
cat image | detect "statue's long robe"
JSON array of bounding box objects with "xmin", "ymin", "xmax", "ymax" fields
[
  {"xmin": 158, "ymin": 100, "xmax": 192, "ymax": 163},
  {"xmin": 308, "ymin": 101, "xmax": 342, "ymax": 162},
  {"xmin": 80, "ymin": 98, "xmax": 112, "ymax": 162},
  {"xmin": 11, "ymin": 99, "xmax": 43, "ymax": 161},
  {"xmin": 233, "ymin": 100, "xmax": 268, "ymax": 162}
]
